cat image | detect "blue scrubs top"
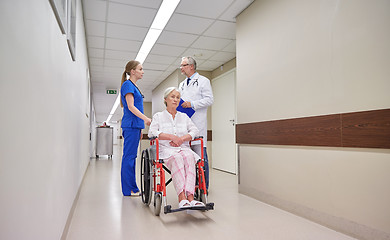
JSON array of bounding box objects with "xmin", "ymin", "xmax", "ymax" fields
[{"xmin": 121, "ymin": 80, "xmax": 145, "ymax": 129}]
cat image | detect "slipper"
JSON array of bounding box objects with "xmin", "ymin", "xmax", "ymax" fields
[
  {"xmin": 179, "ymin": 200, "xmax": 191, "ymax": 209},
  {"xmin": 190, "ymin": 200, "xmax": 205, "ymax": 208}
]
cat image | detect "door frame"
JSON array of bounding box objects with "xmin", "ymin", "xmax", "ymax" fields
[{"xmin": 211, "ymin": 68, "xmax": 237, "ymax": 174}]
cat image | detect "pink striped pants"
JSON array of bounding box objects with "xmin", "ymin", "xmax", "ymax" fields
[{"xmin": 165, "ymin": 150, "xmax": 196, "ymax": 196}]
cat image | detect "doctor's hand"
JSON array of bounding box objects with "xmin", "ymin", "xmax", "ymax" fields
[{"xmin": 181, "ymin": 101, "xmax": 192, "ymax": 108}]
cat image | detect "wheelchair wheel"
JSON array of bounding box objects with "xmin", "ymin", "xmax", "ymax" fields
[
  {"xmin": 154, "ymin": 192, "xmax": 162, "ymax": 216},
  {"xmin": 194, "ymin": 188, "xmax": 199, "ymax": 201},
  {"xmin": 140, "ymin": 150, "xmax": 152, "ymax": 206}
]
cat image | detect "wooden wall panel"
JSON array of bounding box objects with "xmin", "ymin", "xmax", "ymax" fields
[
  {"xmin": 236, "ymin": 108, "xmax": 390, "ymax": 149},
  {"xmin": 342, "ymin": 109, "xmax": 390, "ymax": 148},
  {"xmin": 236, "ymin": 115, "xmax": 342, "ymax": 147}
]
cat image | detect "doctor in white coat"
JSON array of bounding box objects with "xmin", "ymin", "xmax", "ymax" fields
[{"xmin": 178, "ymin": 56, "xmax": 214, "ymax": 190}]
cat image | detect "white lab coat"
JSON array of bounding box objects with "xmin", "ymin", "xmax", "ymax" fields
[{"xmin": 178, "ymin": 72, "xmax": 214, "ymax": 144}]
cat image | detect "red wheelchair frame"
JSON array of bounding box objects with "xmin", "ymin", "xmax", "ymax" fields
[{"xmin": 140, "ymin": 136, "xmax": 214, "ymax": 216}]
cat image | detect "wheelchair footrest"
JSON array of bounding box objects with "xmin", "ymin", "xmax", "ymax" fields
[{"xmin": 164, "ymin": 202, "xmax": 214, "ymax": 214}]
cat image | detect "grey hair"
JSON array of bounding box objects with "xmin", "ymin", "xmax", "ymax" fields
[
  {"xmin": 163, "ymin": 87, "xmax": 180, "ymax": 106},
  {"xmin": 182, "ymin": 56, "xmax": 197, "ymax": 70}
]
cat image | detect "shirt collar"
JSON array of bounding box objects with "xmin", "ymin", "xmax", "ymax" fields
[{"xmin": 188, "ymin": 72, "xmax": 197, "ymax": 80}]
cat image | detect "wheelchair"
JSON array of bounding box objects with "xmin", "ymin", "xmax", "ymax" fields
[{"xmin": 140, "ymin": 136, "xmax": 214, "ymax": 216}]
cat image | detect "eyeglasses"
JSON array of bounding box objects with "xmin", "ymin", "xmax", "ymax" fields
[{"xmin": 180, "ymin": 64, "xmax": 189, "ymax": 68}]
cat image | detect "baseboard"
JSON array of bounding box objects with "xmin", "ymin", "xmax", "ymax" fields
[
  {"xmin": 60, "ymin": 161, "xmax": 90, "ymax": 240},
  {"xmin": 239, "ymin": 185, "xmax": 390, "ymax": 240}
]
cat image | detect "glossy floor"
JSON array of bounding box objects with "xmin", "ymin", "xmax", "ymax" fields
[{"xmin": 65, "ymin": 146, "xmax": 356, "ymax": 240}]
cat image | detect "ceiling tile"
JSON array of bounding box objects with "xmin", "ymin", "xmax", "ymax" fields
[
  {"xmin": 203, "ymin": 21, "xmax": 236, "ymax": 39},
  {"xmin": 101, "ymin": 66, "xmax": 123, "ymax": 74},
  {"xmin": 165, "ymin": 65, "xmax": 180, "ymax": 74},
  {"xmin": 165, "ymin": 14, "xmax": 214, "ymax": 35},
  {"xmin": 209, "ymin": 51, "xmax": 236, "ymax": 62},
  {"xmin": 109, "ymin": 0, "xmax": 162, "ymax": 9},
  {"xmin": 182, "ymin": 48, "xmax": 217, "ymax": 60},
  {"xmin": 105, "ymin": 38, "xmax": 141, "ymax": 52},
  {"xmin": 106, "ymin": 23, "xmax": 148, "ymax": 41},
  {"xmin": 83, "ymin": 0, "xmax": 107, "ymax": 21},
  {"xmin": 222, "ymin": 40, "xmax": 236, "ymax": 53},
  {"xmin": 88, "ymin": 48, "xmax": 104, "ymax": 58},
  {"xmin": 89, "ymin": 58, "xmax": 104, "ymax": 66},
  {"xmin": 104, "ymin": 59, "xmax": 127, "ymax": 68},
  {"xmin": 107, "ymin": 2, "xmax": 157, "ymax": 27},
  {"xmin": 157, "ymin": 31, "xmax": 198, "ymax": 47},
  {"xmin": 105, "ymin": 49, "xmax": 137, "ymax": 61},
  {"xmin": 144, "ymin": 54, "xmax": 177, "ymax": 65},
  {"xmin": 87, "ymin": 36, "xmax": 105, "ymax": 48},
  {"xmin": 143, "ymin": 62, "xmax": 169, "ymax": 72},
  {"xmin": 219, "ymin": 0, "xmax": 254, "ymax": 21},
  {"xmin": 143, "ymin": 69, "xmax": 164, "ymax": 78},
  {"xmin": 150, "ymin": 44, "xmax": 186, "ymax": 57},
  {"xmin": 85, "ymin": 20, "xmax": 106, "ymax": 37},
  {"xmin": 192, "ymin": 36, "xmax": 233, "ymax": 51},
  {"xmin": 176, "ymin": 0, "xmax": 234, "ymax": 19},
  {"xmin": 198, "ymin": 60, "xmax": 225, "ymax": 71}
]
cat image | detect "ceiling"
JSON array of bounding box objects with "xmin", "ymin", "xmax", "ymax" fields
[{"xmin": 82, "ymin": 0, "xmax": 254, "ymax": 123}]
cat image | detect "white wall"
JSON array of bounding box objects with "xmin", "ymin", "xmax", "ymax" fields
[
  {"xmin": 236, "ymin": 0, "xmax": 390, "ymax": 239},
  {"xmin": 90, "ymin": 101, "xmax": 97, "ymax": 157},
  {"xmin": 0, "ymin": 1, "xmax": 90, "ymax": 239}
]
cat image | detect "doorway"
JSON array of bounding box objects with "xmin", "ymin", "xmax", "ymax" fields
[{"xmin": 211, "ymin": 69, "xmax": 236, "ymax": 174}]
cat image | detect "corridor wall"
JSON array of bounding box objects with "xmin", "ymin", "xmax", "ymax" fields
[
  {"xmin": 0, "ymin": 1, "xmax": 91, "ymax": 239},
  {"xmin": 236, "ymin": 1, "xmax": 390, "ymax": 240}
]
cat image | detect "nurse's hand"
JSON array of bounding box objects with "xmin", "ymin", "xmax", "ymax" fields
[{"xmin": 144, "ymin": 117, "xmax": 151, "ymax": 126}]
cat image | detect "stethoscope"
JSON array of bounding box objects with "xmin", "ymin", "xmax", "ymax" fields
[{"xmin": 181, "ymin": 78, "xmax": 199, "ymax": 90}]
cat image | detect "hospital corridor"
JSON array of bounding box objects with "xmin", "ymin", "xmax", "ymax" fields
[
  {"xmin": 64, "ymin": 145, "xmax": 356, "ymax": 240},
  {"xmin": 1, "ymin": 1, "xmax": 389, "ymax": 240}
]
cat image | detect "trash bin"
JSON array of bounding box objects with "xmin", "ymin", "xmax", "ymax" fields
[{"xmin": 96, "ymin": 126, "xmax": 113, "ymax": 158}]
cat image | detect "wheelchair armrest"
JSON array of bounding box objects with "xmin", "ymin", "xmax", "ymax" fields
[{"xmin": 190, "ymin": 136, "xmax": 204, "ymax": 146}]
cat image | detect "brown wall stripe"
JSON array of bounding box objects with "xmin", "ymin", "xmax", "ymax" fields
[
  {"xmin": 236, "ymin": 108, "xmax": 390, "ymax": 149},
  {"xmin": 207, "ymin": 130, "xmax": 212, "ymax": 141}
]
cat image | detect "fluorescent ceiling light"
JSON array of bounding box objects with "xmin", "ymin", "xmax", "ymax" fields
[
  {"xmin": 105, "ymin": 0, "xmax": 180, "ymax": 123},
  {"xmin": 151, "ymin": 0, "xmax": 181, "ymax": 30},
  {"xmin": 135, "ymin": 28, "xmax": 162, "ymax": 64}
]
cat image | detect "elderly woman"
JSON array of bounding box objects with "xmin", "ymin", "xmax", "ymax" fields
[{"xmin": 148, "ymin": 87, "xmax": 205, "ymax": 209}]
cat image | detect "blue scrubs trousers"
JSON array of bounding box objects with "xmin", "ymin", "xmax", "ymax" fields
[{"xmin": 121, "ymin": 128, "xmax": 141, "ymax": 196}]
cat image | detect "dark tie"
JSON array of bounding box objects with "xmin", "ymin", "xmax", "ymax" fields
[{"xmin": 187, "ymin": 78, "xmax": 191, "ymax": 85}]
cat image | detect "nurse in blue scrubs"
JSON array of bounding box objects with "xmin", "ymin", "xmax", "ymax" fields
[{"xmin": 120, "ymin": 60, "xmax": 151, "ymax": 196}]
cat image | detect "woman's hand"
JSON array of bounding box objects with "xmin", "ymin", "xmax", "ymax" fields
[
  {"xmin": 169, "ymin": 135, "xmax": 184, "ymax": 147},
  {"xmin": 144, "ymin": 117, "xmax": 151, "ymax": 126}
]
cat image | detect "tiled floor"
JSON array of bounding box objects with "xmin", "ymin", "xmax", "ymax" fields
[{"xmin": 65, "ymin": 145, "xmax": 356, "ymax": 240}]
